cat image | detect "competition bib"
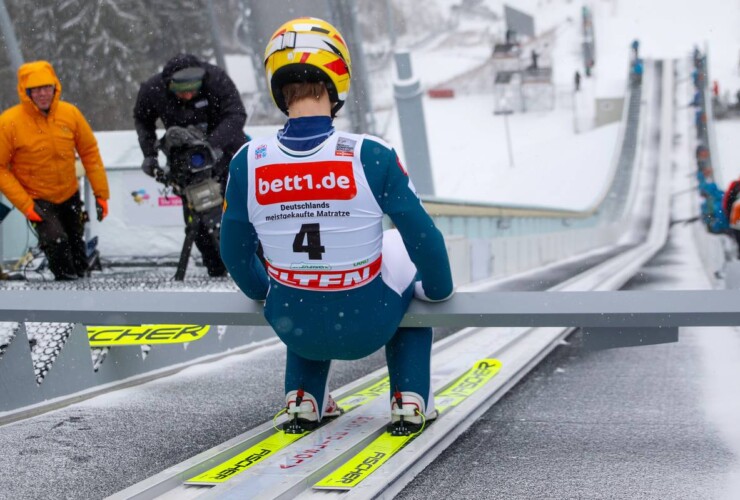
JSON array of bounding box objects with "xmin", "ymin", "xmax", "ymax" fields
[{"xmin": 247, "ymin": 133, "xmax": 384, "ymax": 291}]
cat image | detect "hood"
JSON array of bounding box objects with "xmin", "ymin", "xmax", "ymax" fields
[
  {"xmin": 17, "ymin": 60, "xmax": 62, "ymax": 112},
  {"xmin": 162, "ymin": 54, "xmax": 204, "ymax": 82}
]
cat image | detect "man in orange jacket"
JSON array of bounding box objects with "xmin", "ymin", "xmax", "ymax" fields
[{"xmin": 0, "ymin": 61, "xmax": 110, "ymax": 280}]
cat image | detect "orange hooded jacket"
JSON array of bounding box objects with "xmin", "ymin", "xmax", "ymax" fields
[{"xmin": 0, "ymin": 60, "xmax": 109, "ymax": 214}]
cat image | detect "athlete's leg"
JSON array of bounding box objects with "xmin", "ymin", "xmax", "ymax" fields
[
  {"xmin": 385, "ymin": 326, "xmax": 434, "ymax": 414},
  {"xmin": 285, "ymin": 348, "xmax": 332, "ymax": 418},
  {"xmin": 380, "ymin": 228, "xmax": 435, "ymax": 419}
]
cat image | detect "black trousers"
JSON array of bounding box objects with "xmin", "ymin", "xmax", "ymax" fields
[
  {"xmin": 731, "ymin": 229, "xmax": 740, "ymax": 259},
  {"xmin": 33, "ymin": 193, "xmax": 87, "ymax": 279},
  {"xmin": 182, "ymin": 203, "xmax": 226, "ymax": 277}
]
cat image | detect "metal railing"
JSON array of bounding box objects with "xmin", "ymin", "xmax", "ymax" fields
[
  {"xmin": 2, "ymin": 283, "xmax": 740, "ymax": 419},
  {"xmin": 4, "ymin": 288, "xmax": 740, "ymax": 329}
]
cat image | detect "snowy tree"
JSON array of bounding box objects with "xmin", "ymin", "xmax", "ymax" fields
[
  {"xmin": 0, "ymin": 0, "xmax": 225, "ymax": 130},
  {"xmin": 0, "ymin": 0, "xmax": 154, "ymax": 129},
  {"xmin": 144, "ymin": 0, "xmax": 215, "ymax": 66}
]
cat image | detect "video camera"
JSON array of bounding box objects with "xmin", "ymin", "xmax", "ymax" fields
[
  {"xmin": 156, "ymin": 125, "xmax": 226, "ymax": 280},
  {"xmin": 156, "ymin": 125, "xmax": 223, "ymax": 213}
]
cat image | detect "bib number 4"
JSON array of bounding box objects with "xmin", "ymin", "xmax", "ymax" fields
[{"xmin": 293, "ymin": 223, "xmax": 325, "ymax": 260}]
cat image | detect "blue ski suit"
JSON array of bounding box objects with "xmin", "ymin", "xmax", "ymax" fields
[{"xmin": 221, "ymin": 116, "xmax": 453, "ymax": 416}]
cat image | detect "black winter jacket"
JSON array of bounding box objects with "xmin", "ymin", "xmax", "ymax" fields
[{"xmin": 133, "ymin": 54, "xmax": 247, "ymax": 181}]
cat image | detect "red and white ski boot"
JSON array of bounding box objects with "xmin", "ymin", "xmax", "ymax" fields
[
  {"xmin": 283, "ymin": 389, "xmax": 343, "ymax": 433},
  {"xmin": 389, "ymin": 390, "xmax": 437, "ymax": 436}
]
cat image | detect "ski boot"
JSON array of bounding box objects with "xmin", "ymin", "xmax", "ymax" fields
[
  {"xmin": 388, "ymin": 391, "xmax": 438, "ymax": 436},
  {"xmin": 282, "ymin": 389, "xmax": 344, "ymax": 434}
]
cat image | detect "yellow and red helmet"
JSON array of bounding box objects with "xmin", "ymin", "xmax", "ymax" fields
[{"xmin": 264, "ymin": 17, "xmax": 351, "ymax": 116}]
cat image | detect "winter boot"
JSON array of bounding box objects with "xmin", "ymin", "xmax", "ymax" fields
[
  {"xmin": 282, "ymin": 389, "xmax": 343, "ymax": 433},
  {"xmin": 42, "ymin": 240, "xmax": 78, "ymax": 281},
  {"xmin": 389, "ymin": 391, "xmax": 437, "ymax": 436}
]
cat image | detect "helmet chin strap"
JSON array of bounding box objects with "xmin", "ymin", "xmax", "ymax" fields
[{"xmin": 330, "ymin": 102, "xmax": 340, "ymax": 118}]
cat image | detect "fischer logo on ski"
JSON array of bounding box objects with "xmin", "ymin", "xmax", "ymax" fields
[
  {"xmin": 339, "ymin": 451, "xmax": 386, "ymax": 484},
  {"xmin": 314, "ymin": 359, "xmax": 502, "ymax": 490},
  {"xmin": 211, "ymin": 449, "xmax": 270, "ymax": 480},
  {"xmin": 86, "ymin": 324, "xmax": 210, "ymax": 346}
]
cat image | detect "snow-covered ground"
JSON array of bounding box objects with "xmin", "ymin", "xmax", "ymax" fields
[
  {"xmin": 384, "ymin": 0, "xmax": 620, "ymax": 210},
  {"xmin": 390, "ymin": 101, "xmax": 619, "ymax": 209}
]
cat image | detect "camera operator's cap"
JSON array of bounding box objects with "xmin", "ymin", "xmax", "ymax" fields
[{"xmin": 169, "ymin": 66, "xmax": 206, "ymax": 93}]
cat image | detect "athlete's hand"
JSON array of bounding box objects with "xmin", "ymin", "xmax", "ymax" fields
[{"xmin": 413, "ymin": 281, "xmax": 455, "ymax": 302}]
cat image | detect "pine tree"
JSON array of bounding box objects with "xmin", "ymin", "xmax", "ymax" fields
[{"xmin": 0, "ymin": 0, "xmax": 220, "ymax": 130}]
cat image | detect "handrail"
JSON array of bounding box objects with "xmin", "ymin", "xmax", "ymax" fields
[
  {"xmin": 1, "ymin": 289, "xmax": 739, "ymax": 328},
  {"xmin": 420, "ymin": 196, "xmax": 583, "ymax": 218}
]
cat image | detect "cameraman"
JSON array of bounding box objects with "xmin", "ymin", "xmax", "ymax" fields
[{"xmin": 133, "ymin": 54, "xmax": 247, "ymax": 277}]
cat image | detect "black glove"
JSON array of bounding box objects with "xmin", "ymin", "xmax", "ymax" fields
[
  {"xmin": 155, "ymin": 168, "xmax": 167, "ymax": 183},
  {"xmin": 141, "ymin": 157, "xmax": 160, "ymax": 177}
]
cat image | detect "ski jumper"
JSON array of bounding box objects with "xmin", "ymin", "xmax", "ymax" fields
[{"xmin": 221, "ymin": 117, "xmax": 453, "ymax": 417}]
